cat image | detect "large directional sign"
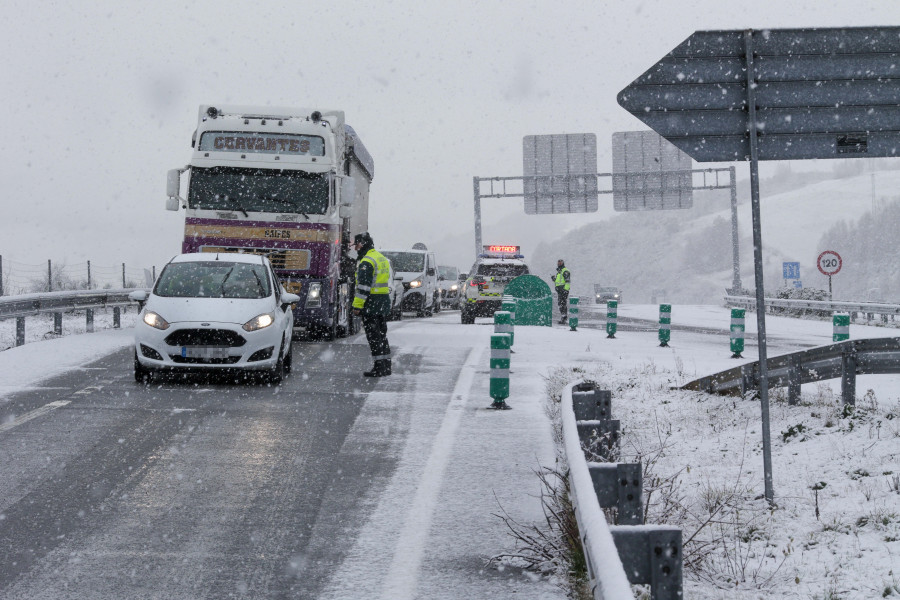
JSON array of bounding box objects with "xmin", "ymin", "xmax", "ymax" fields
[
  {"xmin": 612, "ymin": 130, "xmax": 693, "ymax": 211},
  {"xmin": 523, "ymin": 133, "xmax": 598, "ymax": 214},
  {"xmin": 617, "ymin": 27, "xmax": 900, "ymax": 162}
]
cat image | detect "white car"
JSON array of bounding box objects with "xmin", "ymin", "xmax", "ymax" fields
[{"xmin": 128, "ymin": 253, "xmax": 300, "ymax": 383}]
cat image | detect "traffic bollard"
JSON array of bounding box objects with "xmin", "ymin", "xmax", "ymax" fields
[
  {"xmin": 833, "ymin": 312, "xmax": 850, "ymax": 342},
  {"xmin": 568, "ymin": 296, "xmax": 579, "ymax": 331},
  {"xmin": 606, "ymin": 300, "xmax": 618, "ymax": 338},
  {"xmin": 489, "ymin": 333, "xmax": 511, "ymax": 409},
  {"xmin": 494, "ymin": 310, "xmax": 513, "ymax": 347},
  {"xmin": 658, "ymin": 303, "xmax": 671, "ymax": 347},
  {"xmin": 730, "ymin": 308, "xmax": 745, "ymax": 358}
]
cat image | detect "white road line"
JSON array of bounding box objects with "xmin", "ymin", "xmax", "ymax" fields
[
  {"xmin": 379, "ymin": 345, "xmax": 483, "ymax": 600},
  {"xmin": 0, "ymin": 400, "xmax": 72, "ymax": 433}
]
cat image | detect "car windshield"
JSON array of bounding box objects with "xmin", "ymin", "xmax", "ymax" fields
[
  {"xmin": 154, "ymin": 261, "xmax": 272, "ymax": 299},
  {"xmin": 597, "ymin": 287, "xmax": 619, "ymax": 293},
  {"xmin": 382, "ymin": 251, "xmax": 425, "ymax": 272},
  {"xmin": 476, "ymin": 263, "xmax": 529, "ymax": 278},
  {"xmin": 188, "ymin": 166, "xmax": 329, "ymax": 215},
  {"xmin": 438, "ymin": 266, "xmax": 458, "ymax": 279}
]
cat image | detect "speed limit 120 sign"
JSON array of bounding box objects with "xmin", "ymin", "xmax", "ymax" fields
[{"xmin": 817, "ymin": 250, "xmax": 842, "ymax": 276}]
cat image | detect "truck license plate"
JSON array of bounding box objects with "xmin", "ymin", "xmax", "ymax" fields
[{"xmin": 182, "ymin": 346, "xmax": 229, "ymax": 359}]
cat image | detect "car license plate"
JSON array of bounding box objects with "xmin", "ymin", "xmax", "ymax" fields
[{"xmin": 182, "ymin": 346, "xmax": 229, "ymax": 359}]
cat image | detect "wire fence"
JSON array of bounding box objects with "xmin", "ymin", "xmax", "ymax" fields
[{"xmin": 0, "ymin": 256, "xmax": 157, "ymax": 297}]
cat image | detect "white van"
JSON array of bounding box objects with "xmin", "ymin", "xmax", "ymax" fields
[{"xmin": 380, "ymin": 243, "xmax": 440, "ymax": 317}]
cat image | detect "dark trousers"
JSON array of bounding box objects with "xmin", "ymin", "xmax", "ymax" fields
[
  {"xmin": 362, "ymin": 314, "xmax": 391, "ymax": 361},
  {"xmin": 556, "ymin": 287, "xmax": 569, "ymax": 319}
]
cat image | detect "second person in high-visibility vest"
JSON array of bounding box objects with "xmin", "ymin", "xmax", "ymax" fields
[
  {"xmin": 554, "ymin": 259, "xmax": 571, "ymax": 325},
  {"xmin": 352, "ymin": 232, "xmax": 393, "ymax": 377}
]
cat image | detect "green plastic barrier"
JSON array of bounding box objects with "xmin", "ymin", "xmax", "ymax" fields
[
  {"xmin": 502, "ymin": 275, "xmax": 553, "ymax": 327},
  {"xmin": 606, "ymin": 300, "xmax": 618, "ymax": 338},
  {"xmin": 490, "ymin": 333, "xmax": 511, "ymax": 408},
  {"xmin": 730, "ymin": 308, "xmax": 745, "ymax": 358}
]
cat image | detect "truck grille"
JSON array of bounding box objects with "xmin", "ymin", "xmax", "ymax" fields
[
  {"xmin": 201, "ymin": 246, "xmax": 310, "ymax": 270},
  {"xmin": 165, "ymin": 329, "xmax": 246, "ymax": 347}
]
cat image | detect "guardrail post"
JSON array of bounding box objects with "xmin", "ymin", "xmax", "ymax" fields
[
  {"xmin": 572, "ymin": 384, "xmax": 612, "ymax": 420},
  {"xmin": 54, "ymin": 313, "xmax": 62, "ymax": 335},
  {"xmin": 788, "ymin": 354, "xmax": 802, "ymax": 405},
  {"xmin": 833, "ymin": 312, "xmax": 850, "ymax": 342},
  {"xmin": 658, "ymin": 303, "xmax": 671, "ymax": 347},
  {"xmin": 489, "ymin": 333, "xmax": 511, "ymax": 410},
  {"xmin": 113, "ymin": 306, "xmax": 121, "ymax": 328},
  {"xmin": 609, "ymin": 526, "xmax": 683, "ymax": 599},
  {"xmin": 841, "ymin": 348, "xmax": 857, "ymax": 406},
  {"xmin": 86, "ymin": 308, "xmax": 94, "ymax": 333},
  {"xmin": 606, "ymin": 299, "xmax": 618, "ymax": 338},
  {"xmin": 568, "ymin": 296, "xmax": 579, "ymax": 331},
  {"xmin": 730, "ymin": 308, "xmax": 745, "ymax": 358},
  {"xmin": 577, "ymin": 420, "xmax": 620, "ymax": 462},
  {"xmin": 16, "ymin": 317, "xmax": 25, "ymax": 346},
  {"xmin": 588, "ymin": 463, "xmax": 644, "ymax": 525}
]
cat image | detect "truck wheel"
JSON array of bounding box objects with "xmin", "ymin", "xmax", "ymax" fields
[{"xmin": 416, "ymin": 296, "xmax": 427, "ymax": 318}]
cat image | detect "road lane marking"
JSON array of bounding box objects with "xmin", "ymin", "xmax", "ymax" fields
[
  {"xmin": 379, "ymin": 345, "xmax": 483, "ymax": 600},
  {"xmin": 0, "ymin": 400, "xmax": 72, "ymax": 433}
]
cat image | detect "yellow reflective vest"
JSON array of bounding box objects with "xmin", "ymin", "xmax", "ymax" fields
[{"xmin": 555, "ymin": 267, "xmax": 571, "ymax": 291}]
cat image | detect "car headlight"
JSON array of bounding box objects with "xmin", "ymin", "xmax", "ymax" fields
[
  {"xmin": 243, "ymin": 313, "xmax": 275, "ymax": 332},
  {"xmin": 409, "ymin": 279, "xmax": 422, "ymax": 288},
  {"xmin": 143, "ymin": 311, "xmax": 170, "ymax": 330},
  {"xmin": 450, "ymin": 284, "xmax": 458, "ymax": 291},
  {"xmin": 306, "ymin": 282, "xmax": 322, "ymax": 308}
]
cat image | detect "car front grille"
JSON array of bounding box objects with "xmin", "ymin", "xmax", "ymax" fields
[
  {"xmin": 169, "ymin": 355, "xmax": 241, "ymax": 365},
  {"xmin": 164, "ymin": 329, "xmax": 247, "ymax": 347}
]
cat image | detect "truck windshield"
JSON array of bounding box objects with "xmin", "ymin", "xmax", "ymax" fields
[
  {"xmin": 382, "ymin": 252, "xmax": 425, "ymax": 272},
  {"xmin": 188, "ymin": 167, "xmax": 329, "ymax": 214}
]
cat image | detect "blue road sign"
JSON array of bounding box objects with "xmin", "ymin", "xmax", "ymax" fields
[
  {"xmin": 793, "ymin": 280, "xmax": 803, "ymax": 289},
  {"xmin": 783, "ymin": 262, "xmax": 800, "ymax": 279}
]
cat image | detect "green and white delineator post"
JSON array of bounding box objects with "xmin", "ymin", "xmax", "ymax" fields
[
  {"xmin": 833, "ymin": 313, "xmax": 850, "ymax": 342},
  {"xmin": 606, "ymin": 300, "xmax": 618, "ymax": 338},
  {"xmin": 658, "ymin": 303, "xmax": 671, "ymax": 347},
  {"xmin": 496, "ymin": 304, "xmax": 514, "ymax": 347},
  {"xmin": 568, "ymin": 296, "xmax": 579, "ymax": 331},
  {"xmin": 730, "ymin": 308, "xmax": 745, "ymax": 358},
  {"xmin": 489, "ymin": 333, "xmax": 512, "ymax": 409}
]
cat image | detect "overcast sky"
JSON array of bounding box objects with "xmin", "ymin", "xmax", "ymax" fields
[{"xmin": 0, "ymin": 0, "xmax": 892, "ymax": 276}]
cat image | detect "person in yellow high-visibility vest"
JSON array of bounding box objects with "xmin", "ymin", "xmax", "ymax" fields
[
  {"xmin": 554, "ymin": 259, "xmax": 571, "ymax": 324},
  {"xmin": 352, "ymin": 232, "xmax": 392, "ymax": 377}
]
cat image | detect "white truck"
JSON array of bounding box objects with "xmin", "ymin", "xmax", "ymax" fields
[{"xmin": 166, "ymin": 105, "xmax": 374, "ymax": 339}]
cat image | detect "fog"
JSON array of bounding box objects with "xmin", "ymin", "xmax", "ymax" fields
[{"xmin": 0, "ymin": 0, "xmax": 892, "ymax": 281}]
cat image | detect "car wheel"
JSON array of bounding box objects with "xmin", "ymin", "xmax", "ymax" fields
[
  {"xmin": 133, "ymin": 351, "xmax": 150, "ymax": 383},
  {"xmin": 283, "ymin": 339, "xmax": 293, "ymax": 374},
  {"xmin": 461, "ymin": 306, "xmax": 475, "ymax": 324},
  {"xmin": 416, "ymin": 296, "xmax": 426, "ymax": 318},
  {"xmin": 269, "ymin": 350, "xmax": 285, "ymax": 384}
]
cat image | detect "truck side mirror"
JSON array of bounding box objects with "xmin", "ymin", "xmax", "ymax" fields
[
  {"xmin": 339, "ymin": 204, "xmax": 353, "ymax": 219},
  {"xmin": 166, "ymin": 168, "xmax": 185, "ymax": 211},
  {"xmin": 341, "ymin": 177, "xmax": 356, "ymax": 205}
]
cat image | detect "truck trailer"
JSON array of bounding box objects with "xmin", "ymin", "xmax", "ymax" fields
[{"xmin": 166, "ymin": 105, "xmax": 374, "ymax": 339}]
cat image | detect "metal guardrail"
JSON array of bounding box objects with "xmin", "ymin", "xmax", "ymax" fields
[
  {"xmin": 682, "ymin": 337, "xmax": 900, "ymax": 405},
  {"xmin": 562, "ymin": 381, "xmax": 682, "ymax": 599},
  {"xmin": 724, "ymin": 294, "xmax": 900, "ymax": 319},
  {"xmin": 0, "ymin": 288, "xmax": 146, "ymax": 347}
]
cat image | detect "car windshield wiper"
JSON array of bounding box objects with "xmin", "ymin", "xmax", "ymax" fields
[
  {"xmin": 215, "ymin": 194, "xmax": 248, "ymax": 217},
  {"xmin": 251, "ymin": 271, "xmax": 266, "ymax": 297},
  {"xmin": 219, "ymin": 266, "xmax": 235, "ymax": 297}
]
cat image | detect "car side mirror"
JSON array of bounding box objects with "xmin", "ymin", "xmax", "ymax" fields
[
  {"xmin": 128, "ymin": 290, "xmax": 148, "ymax": 302},
  {"xmin": 427, "ymin": 268, "xmax": 435, "ymax": 277},
  {"xmin": 281, "ymin": 292, "xmax": 301, "ymax": 311}
]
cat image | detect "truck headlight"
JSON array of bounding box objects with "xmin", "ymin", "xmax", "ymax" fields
[
  {"xmin": 409, "ymin": 279, "xmax": 422, "ymax": 288},
  {"xmin": 243, "ymin": 313, "xmax": 275, "ymax": 332},
  {"xmin": 143, "ymin": 311, "xmax": 170, "ymax": 330},
  {"xmin": 450, "ymin": 284, "xmax": 458, "ymax": 291},
  {"xmin": 306, "ymin": 282, "xmax": 322, "ymax": 307}
]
